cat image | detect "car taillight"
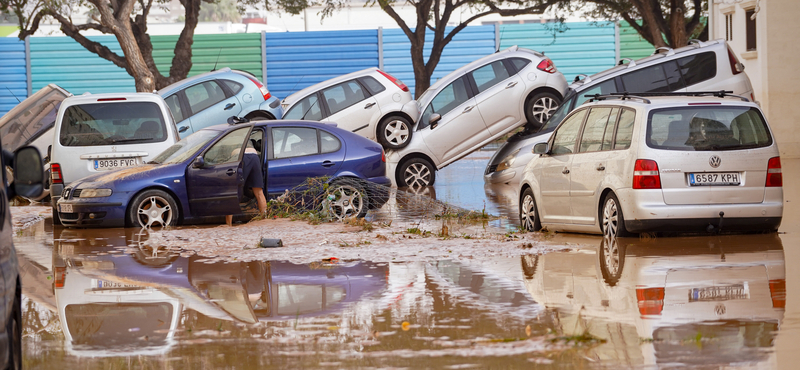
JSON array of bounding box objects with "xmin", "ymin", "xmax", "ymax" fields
[
  {"xmin": 377, "ymin": 69, "xmax": 409, "ymax": 92},
  {"xmin": 633, "ymin": 159, "xmax": 661, "ymax": 189},
  {"xmin": 536, "ymin": 58, "xmax": 557, "ymax": 74},
  {"xmin": 248, "ymin": 77, "xmax": 272, "ymax": 100},
  {"xmin": 381, "ymin": 149, "xmax": 386, "ymax": 163},
  {"xmin": 54, "ymin": 267, "xmax": 66, "ymax": 289},
  {"xmin": 769, "ymin": 279, "xmax": 786, "ymax": 309},
  {"xmin": 766, "ymin": 156, "xmax": 782, "ymax": 187},
  {"xmin": 636, "ymin": 287, "xmax": 665, "ymax": 316},
  {"xmin": 727, "ymin": 46, "xmax": 744, "ymax": 75},
  {"xmin": 51, "ymin": 163, "xmax": 63, "ymax": 185}
]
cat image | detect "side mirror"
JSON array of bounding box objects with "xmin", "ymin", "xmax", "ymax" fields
[
  {"xmin": 13, "ymin": 146, "xmax": 45, "ymax": 199},
  {"xmin": 429, "ymin": 113, "xmax": 442, "ymax": 129},
  {"xmin": 533, "ymin": 142, "xmax": 549, "ymax": 155},
  {"xmin": 192, "ymin": 156, "xmax": 205, "ymax": 169}
]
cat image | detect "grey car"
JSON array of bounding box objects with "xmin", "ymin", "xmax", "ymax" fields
[{"xmin": 158, "ymin": 68, "xmax": 283, "ymax": 138}]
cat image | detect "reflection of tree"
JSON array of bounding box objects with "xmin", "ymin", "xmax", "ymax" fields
[{"xmin": 21, "ymin": 298, "xmax": 63, "ymax": 341}]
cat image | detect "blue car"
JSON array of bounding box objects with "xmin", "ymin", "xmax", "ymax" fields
[
  {"xmin": 158, "ymin": 68, "xmax": 284, "ymax": 138},
  {"xmin": 56, "ymin": 120, "xmax": 390, "ymax": 228}
]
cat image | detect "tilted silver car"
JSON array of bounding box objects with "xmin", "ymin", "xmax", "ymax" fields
[
  {"xmin": 387, "ymin": 46, "xmax": 568, "ymax": 187},
  {"xmin": 519, "ymin": 92, "xmax": 782, "ymax": 237},
  {"xmin": 487, "ymin": 39, "xmax": 754, "ymax": 185}
]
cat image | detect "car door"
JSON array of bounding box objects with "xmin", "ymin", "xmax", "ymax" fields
[
  {"xmin": 183, "ymin": 80, "xmax": 243, "ymax": 133},
  {"xmin": 266, "ymin": 126, "xmax": 345, "ymax": 197},
  {"xmin": 186, "ymin": 126, "xmax": 251, "ymax": 216},
  {"xmin": 537, "ymin": 108, "xmax": 587, "ymax": 224},
  {"xmin": 417, "ymin": 76, "xmax": 487, "ymax": 165},
  {"xmin": 320, "ymin": 80, "xmax": 381, "ymax": 137},
  {"xmin": 569, "ymin": 107, "xmax": 620, "ymax": 224},
  {"xmin": 163, "ymin": 94, "xmax": 193, "ymax": 137},
  {"xmin": 470, "ymin": 59, "xmax": 526, "ymax": 135}
]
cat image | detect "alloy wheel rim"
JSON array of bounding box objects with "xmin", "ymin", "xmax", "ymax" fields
[
  {"xmin": 521, "ymin": 194, "xmax": 536, "ymax": 231},
  {"xmin": 385, "ymin": 120, "xmax": 410, "ymax": 145},
  {"xmin": 136, "ymin": 195, "xmax": 173, "ymax": 228},
  {"xmin": 531, "ymin": 97, "xmax": 558, "ymax": 124},
  {"xmin": 602, "ymin": 198, "xmax": 618, "ymax": 239},
  {"xmin": 404, "ymin": 163, "xmax": 431, "ymax": 187},
  {"xmin": 328, "ymin": 184, "xmax": 364, "ymax": 220}
]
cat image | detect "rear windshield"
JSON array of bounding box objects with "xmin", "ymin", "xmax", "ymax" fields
[
  {"xmin": 59, "ymin": 101, "xmax": 168, "ymax": 146},
  {"xmin": 647, "ymin": 106, "xmax": 772, "ymax": 151}
]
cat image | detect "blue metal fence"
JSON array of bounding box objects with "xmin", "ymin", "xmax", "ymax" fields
[{"xmin": 0, "ymin": 38, "xmax": 28, "ymax": 116}]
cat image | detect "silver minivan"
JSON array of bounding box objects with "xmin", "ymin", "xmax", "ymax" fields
[{"xmin": 519, "ymin": 93, "xmax": 782, "ymax": 237}]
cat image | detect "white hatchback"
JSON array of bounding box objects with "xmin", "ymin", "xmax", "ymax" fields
[{"xmin": 519, "ymin": 92, "xmax": 782, "ymax": 236}]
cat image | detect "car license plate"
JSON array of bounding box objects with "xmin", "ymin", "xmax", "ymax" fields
[
  {"xmin": 689, "ymin": 172, "xmax": 740, "ymax": 186},
  {"xmin": 94, "ymin": 158, "xmax": 138, "ymax": 171},
  {"xmin": 92, "ymin": 279, "xmax": 144, "ymax": 289},
  {"xmin": 59, "ymin": 203, "xmax": 73, "ymax": 213},
  {"xmin": 689, "ymin": 284, "xmax": 749, "ymax": 302}
]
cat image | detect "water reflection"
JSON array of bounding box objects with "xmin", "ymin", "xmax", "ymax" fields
[{"xmin": 523, "ymin": 234, "xmax": 786, "ymax": 367}]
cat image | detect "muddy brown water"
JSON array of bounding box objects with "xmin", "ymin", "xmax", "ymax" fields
[{"xmin": 12, "ymin": 152, "xmax": 800, "ymax": 369}]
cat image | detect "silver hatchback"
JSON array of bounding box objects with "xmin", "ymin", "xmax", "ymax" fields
[{"xmin": 519, "ymin": 93, "xmax": 782, "ymax": 237}]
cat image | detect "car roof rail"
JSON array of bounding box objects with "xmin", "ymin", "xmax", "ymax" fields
[
  {"xmin": 653, "ymin": 47, "xmax": 675, "ymax": 56},
  {"xmin": 593, "ymin": 90, "xmax": 750, "ymax": 102},
  {"xmin": 618, "ymin": 58, "xmax": 637, "ymax": 68},
  {"xmin": 573, "ymin": 74, "xmax": 592, "ymax": 84},
  {"xmin": 687, "ymin": 39, "xmax": 708, "ymax": 47},
  {"xmin": 585, "ymin": 92, "xmax": 651, "ymax": 104}
]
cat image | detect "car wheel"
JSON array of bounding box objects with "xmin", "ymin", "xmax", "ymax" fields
[
  {"xmin": 52, "ymin": 207, "xmax": 62, "ymax": 226},
  {"xmin": 326, "ymin": 179, "xmax": 368, "ymax": 220},
  {"xmin": 246, "ymin": 113, "xmax": 273, "ymax": 121},
  {"xmin": 128, "ymin": 189, "xmax": 179, "ymax": 228},
  {"xmin": 397, "ymin": 158, "xmax": 435, "ymax": 187},
  {"xmin": 519, "ymin": 187, "xmax": 542, "ymax": 232},
  {"xmin": 525, "ymin": 92, "xmax": 561, "ymax": 129},
  {"xmin": 599, "ymin": 234, "xmax": 625, "ymax": 286},
  {"xmin": 377, "ymin": 115, "xmax": 413, "ymax": 150},
  {"xmin": 521, "ymin": 254, "xmax": 539, "ymax": 279},
  {"xmin": 602, "ymin": 193, "xmax": 630, "ymax": 238},
  {"xmin": 6, "ymin": 280, "xmax": 21, "ymax": 370}
]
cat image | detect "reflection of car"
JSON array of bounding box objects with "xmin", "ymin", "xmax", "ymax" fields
[
  {"xmin": 522, "ymin": 234, "xmax": 785, "ymax": 367},
  {"xmin": 387, "ymin": 46, "xmax": 568, "ymax": 187},
  {"xmin": 519, "ymin": 93, "xmax": 781, "ymax": 237},
  {"xmin": 486, "ymin": 39, "xmax": 755, "ymax": 185},
  {"xmin": 282, "ymin": 68, "xmax": 417, "ymax": 150},
  {"xmin": 158, "ymin": 68, "xmax": 283, "ymax": 138},
  {"xmin": 0, "ymin": 84, "xmax": 71, "ymax": 201},
  {"xmin": 56, "ymin": 120, "xmax": 390, "ymax": 228}
]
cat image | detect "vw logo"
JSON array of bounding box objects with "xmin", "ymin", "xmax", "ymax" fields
[{"xmin": 709, "ymin": 155, "xmax": 722, "ymax": 168}]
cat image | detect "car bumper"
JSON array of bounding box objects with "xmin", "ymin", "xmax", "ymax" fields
[
  {"xmin": 619, "ymin": 188, "xmax": 783, "ymax": 233},
  {"xmin": 484, "ymin": 169, "xmax": 517, "ymax": 184},
  {"xmin": 260, "ymin": 98, "xmax": 284, "ymax": 119},
  {"xmin": 50, "ymin": 183, "xmax": 64, "ymax": 210},
  {"xmin": 57, "ymin": 200, "xmax": 126, "ymax": 228}
]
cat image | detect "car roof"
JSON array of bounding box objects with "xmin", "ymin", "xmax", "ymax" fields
[
  {"xmin": 282, "ymin": 67, "xmax": 381, "ymax": 105},
  {"xmin": 579, "ymin": 94, "xmax": 759, "ymax": 110},
  {"xmin": 62, "ymin": 91, "xmax": 166, "ymax": 104},
  {"xmin": 157, "ymin": 67, "xmax": 241, "ymax": 96}
]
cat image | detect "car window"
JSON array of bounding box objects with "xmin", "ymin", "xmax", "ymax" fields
[
  {"xmin": 185, "ymin": 80, "xmax": 228, "ymax": 114},
  {"xmin": 320, "ymin": 130, "xmax": 341, "ymax": 153},
  {"xmin": 0, "ymin": 87, "xmax": 65, "ymax": 152},
  {"xmin": 248, "ymin": 129, "xmax": 264, "ymax": 158},
  {"xmin": 575, "ymin": 79, "xmax": 617, "ymax": 108},
  {"xmin": 272, "ymin": 127, "xmax": 319, "ymax": 159},
  {"xmin": 284, "ymin": 95, "xmax": 323, "ymax": 121},
  {"xmin": 602, "ymin": 108, "xmax": 620, "ymax": 150},
  {"xmin": 551, "ymin": 109, "xmax": 587, "ymax": 155},
  {"xmin": 164, "ymin": 94, "xmax": 185, "ymax": 122},
  {"xmin": 359, "ymin": 76, "xmax": 386, "ymax": 95},
  {"xmin": 59, "ymin": 102, "xmax": 168, "ymax": 146},
  {"xmin": 220, "ymin": 79, "xmax": 243, "ymax": 95},
  {"xmin": 419, "ymin": 77, "xmax": 470, "ymax": 129},
  {"xmin": 620, "ymin": 65, "xmax": 671, "ymax": 93},
  {"xmin": 662, "ymin": 61, "xmax": 685, "ymax": 91},
  {"xmin": 321, "ymin": 80, "xmax": 368, "ymax": 115},
  {"xmin": 510, "ymin": 58, "xmax": 531, "ymax": 73},
  {"xmin": 203, "ymin": 128, "xmax": 249, "ymax": 166},
  {"xmin": 579, "ymin": 107, "xmax": 614, "ymax": 153},
  {"xmin": 540, "ymin": 94, "xmax": 576, "ymax": 133},
  {"xmin": 646, "ymin": 106, "xmax": 771, "ymax": 151},
  {"xmin": 614, "ymin": 109, "xmax": 636, "ymax": 150},
  {"xmin": 677, "ymin": 52, "xmax": 717, "ymax": 87},
  {"xmin": 471, "ymin": 61, "xmax": 511, "ymax": 94}
]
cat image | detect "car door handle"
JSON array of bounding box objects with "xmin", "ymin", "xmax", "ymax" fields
[
  {"xmin": 226, "ymin": 168, "xmax": 236, "ymax": 176},
  {"xmin": 506, "ymin": 81, "xmax": 518, "ymax": 88},
  {"xmin": 224, "ymin": 103, "xmax": 236, "ymax": 110},
  {"xmin": 179, "ymin": 126, "xmax": 189, "ymax": 132},
  {"xmin": 562, "ymin": 168, "xmax": 570, "ymax": 174},
  {"xmin": 321, "ymin": 160, "xmax": 335, "ymax": 168},
  {"xmin": 463, "ymin": 106, "xmax": 474, "ymax": 113},
  {"xmin": 364, "ymin": 102, "xmax": 376, "ymax": 109},
  {"xmin": 596, "ymin": 165, "xmax": 605, "ymax": 171}
]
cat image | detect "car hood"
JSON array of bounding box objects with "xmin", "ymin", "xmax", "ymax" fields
[{"xmin": 70, "ymin": 163, "xmax": 183, "ymax": 189}]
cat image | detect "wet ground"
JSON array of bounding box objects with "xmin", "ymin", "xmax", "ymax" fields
[{"xmin": 12, "ymin": 151, "xmax": 800, "ymax": 369}]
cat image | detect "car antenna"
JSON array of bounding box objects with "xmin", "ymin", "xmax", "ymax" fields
[
  {"xmin": 301, "ymin": 98, "xmax": 319, "ymax": 120},
  {"xmin": 212, "ymin": 48, "xmax": 222, "ymax": 72},
  {"xmin": 287, "ymin": 75, "xmax": 305, "ymax": 96},
  {"xmin": 5, "ymin": 86, "xmax": 20, "ymax": 103}
]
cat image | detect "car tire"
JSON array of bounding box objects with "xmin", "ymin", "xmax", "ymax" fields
[
  {"xmin": 601, "ymin": 192, "xmax": 630, "ymax": 238},
  {"xmin": 245, "ymin": 113, "xmax": 273, "ymax": 121},
  {"xmin": 519, "ymin": 187, "xmax": 542, "ymax": 232},
  {"xmin": 52, "ymin": 207, "xmax": 62, "ymax": 226},
  {"xmin": 525, "ymin": 91, "xmax": 561, "ymax": 129},
  {"xmin": 128, "ymin": 189, "xmax": 179, "ymax": 228},
  {"xmin": 326, "ymin": 179, "xmax": 368, "ymax": 220},
  {"xmin": 377, "ymin": 115, "xmax": 413, "ymax": 150},
  {"xmin": 397, "ymin": 158, "xmax": 435, "ymax": 187},
  {"xmin": 6, "ymin": 280, "xmax": 21, "ymax": 370}
]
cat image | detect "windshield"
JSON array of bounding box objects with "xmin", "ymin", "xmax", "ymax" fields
[
  {"xmin": 151, "ymin": 130, "xmax": 219, "ymax": 164},
  {"xmin": 0, "ymin": 86, "xmax": 67, "ymax": 152},
  {"xmin": 540, "ymin": 92, "xmax": 576, "ymax": 133},
  {"xmin": 647, "ymin": 106, "xmax": 772, "ymax": 151}
]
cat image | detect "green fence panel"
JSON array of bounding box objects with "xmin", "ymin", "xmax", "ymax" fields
[
  {"xmin": 618, "ymin": 21, "xmax": 655, "ymax": 60},
  {"xmin": 151, "ymin": 33, "xmax": 264, "ymax": 80}
]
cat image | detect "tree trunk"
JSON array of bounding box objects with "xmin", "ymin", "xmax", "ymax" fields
[
  {"xmin": 412, "ymin": 44, "xmax": 431, "ymax": 98},
  {"xmin": 114, "ymin": 27, "xmax": 156, "ymax": 92}
]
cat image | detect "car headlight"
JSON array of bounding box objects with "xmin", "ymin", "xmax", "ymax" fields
[
  {"xmin": 80, "ymin": 189, "xmax": 113, "ymax": 198},
  {"xmin": 495, "ymin": 149, "xmax": 520, "ymax": 172}
]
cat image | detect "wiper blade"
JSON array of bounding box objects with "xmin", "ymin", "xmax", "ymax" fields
[{"xmin": 111, "ymin": 137, "xmax": 153, "ymax": 143}]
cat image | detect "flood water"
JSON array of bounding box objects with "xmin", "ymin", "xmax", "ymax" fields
[{"xmin": 12, "ymin": 152, "xmax": 800, "ymax": 369}]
